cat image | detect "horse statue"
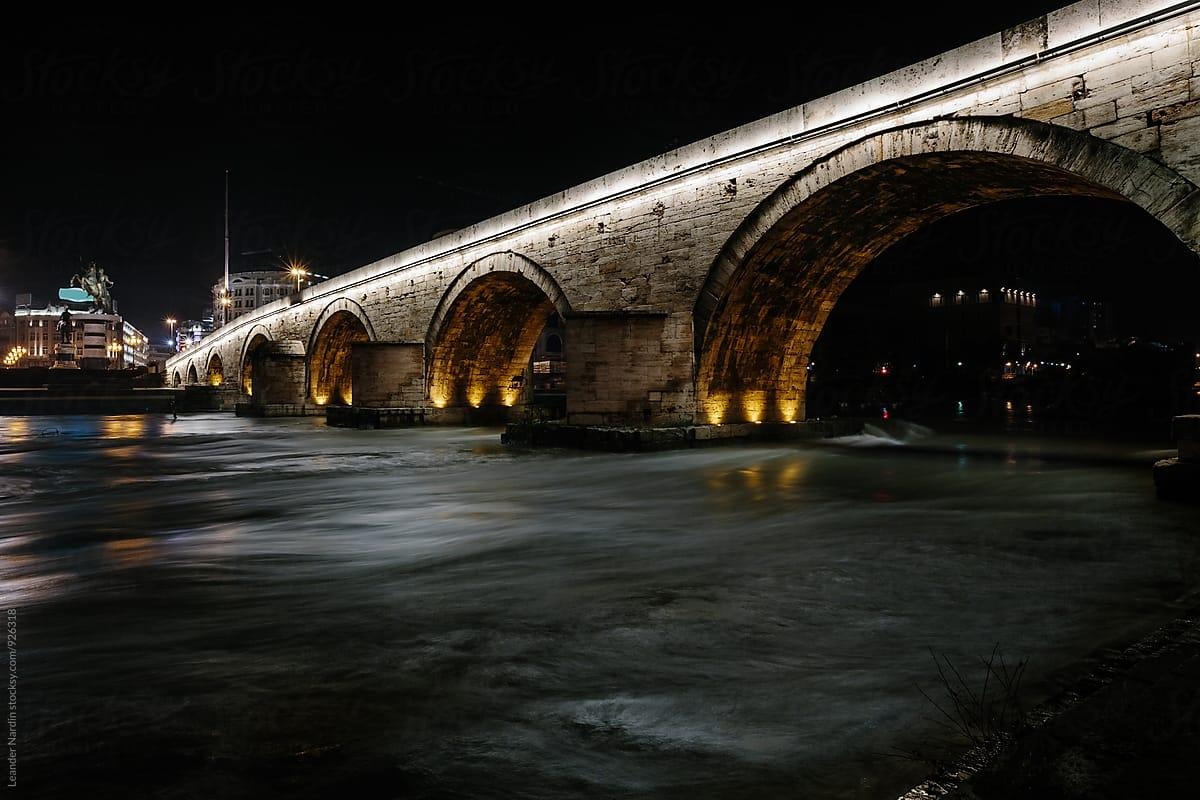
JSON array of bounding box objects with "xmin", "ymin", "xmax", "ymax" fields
[{"xmin": 70, "ymin": 262, "xmax": 115, "ymax": 313}]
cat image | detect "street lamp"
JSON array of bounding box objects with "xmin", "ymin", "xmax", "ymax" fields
[
  {"xmin": 219, "ymin": 291, "xmax": 232, "ymax": 326},
  {"xmin": 108, "ymin": 341, "xmax": 123, "ymax": 369},
  {"xmin": 165, "ymin": 317, "xmax": 176, "ymax": 351},
  {"xmin": 288, "ymin": 265, "xmax": 309, "ymax": 293}
]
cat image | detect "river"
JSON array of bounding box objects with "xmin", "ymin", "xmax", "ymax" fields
[{"xmin": 2, "ymin": 414, "xmax": 1197, "ymax": 799}]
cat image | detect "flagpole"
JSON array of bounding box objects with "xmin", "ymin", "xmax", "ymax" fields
[{"xmin": 224, "ymin": 170, "xmax": 230, "ymax": 291}]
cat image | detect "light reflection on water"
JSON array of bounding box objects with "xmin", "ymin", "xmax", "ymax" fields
[{"xmin": 1, "ymin": 413, "xmax": 1197, "ymax": 800}]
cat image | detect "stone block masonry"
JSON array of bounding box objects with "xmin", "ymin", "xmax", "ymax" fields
[{"xmin": 165, "ymin": 1, "xmax": 1200, "ymax": 434}]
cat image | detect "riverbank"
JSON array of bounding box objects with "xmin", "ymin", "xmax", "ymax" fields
[
  {"xmin": 900, "ymin": 595, "xmax": 1200, "ymax": 799},
  {"xmin": 0, "ymin": 369, "xmax": 235, "ymax": 414}
]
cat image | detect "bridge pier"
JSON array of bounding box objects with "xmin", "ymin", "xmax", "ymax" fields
[
  {"xmin": 327, "ymin": 342, "xmax": 433, "ymax": 428},
  {"xmin": 1153, "ymin": 415, "xmax": 1200, "ymax": 503},
  {"xmin": 235, "ymin": 340, "xmax": 322, "ymax": 417},
  {"xmin": 563, "ymin": 311, "xmax": 694, "ymax": 426}
]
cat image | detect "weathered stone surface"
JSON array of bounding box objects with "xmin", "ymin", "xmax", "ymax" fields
[
  {"xmin": 351, "ymin": 343, "xmax": 424, "ymax": 409},
  {"xmin": 1111, "ymin": 126, "xmax": 1162, "ymax": 153},
  {"xmin": 167, "ymin": 1, "xmax": 1200, "ymax": 427}
]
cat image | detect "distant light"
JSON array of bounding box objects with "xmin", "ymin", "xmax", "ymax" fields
[{"xmin": 956, "ymin": 361, "xmax": 963, "ymax": 367}]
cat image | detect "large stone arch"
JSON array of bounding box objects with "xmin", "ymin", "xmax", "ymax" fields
[
  {"xmin": 186, "ymin": 362, "xmax": 199, "ymax": 385},
  {"xmin": 695, "ymin": 116, "xmax": 1200, "ymax": 424},
  {"xmin": 426, "ymin": 251, "xmax": 571, "ymax": 409},
  {"xmin": 239, "ymin": 325, "xmax": 273, "ymax": 396},
  {"xmin": 307, "ymin": 298, "xmax": 375, "ymax": 405},
  {"xmin": 172, "ymin": 370, "xmax": 182, "ymax": 387}
]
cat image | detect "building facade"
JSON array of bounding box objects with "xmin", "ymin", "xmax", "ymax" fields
[
  {"xmin": 212, "ymin": 271, "xmax": 296, "ymax": 327},
  {"xmin": 5, "ymin": 298, "xmax": 150, "ymax": 371}
]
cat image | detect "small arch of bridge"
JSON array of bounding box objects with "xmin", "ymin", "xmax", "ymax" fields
[
  {"xmin": 307, "ymin": 298, "xmax": 375, "ymax": 406},
  {"xmin": 239, "ymin": 325, "xmax": 274, "ymax": 396},
  {"xmin": 206, "ymin": 351, "xmax": 224, "ymax": 386},
  {"xmin": 425, "ymin": 252, "xmax": 571, "ymax": 410}
]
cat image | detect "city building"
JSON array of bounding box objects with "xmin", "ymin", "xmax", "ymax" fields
[
  {"xmin": 212, "ymin": 270, "xmax": 297, "ymax": 326},
  {"xmin": 122, "ymin": 320, "xmax": 150, "ymax": 368},
  {"xmin": 175, "ymin": 315, "xmax": 214, "ymax": 353},
  {"xmin": 926, "ymin": 285, "xmax": 1037, "ymax": 370},
  {"xmin": 12, "ymin": 304, "xmax": 123, "ymax": 369},
  {"xmin": 0, "ymin": 310, "xmax": 13, "ymax": 355},
  {"xmin": 3, "ymin": 278, "xmax": 150, "ymax": 371}
]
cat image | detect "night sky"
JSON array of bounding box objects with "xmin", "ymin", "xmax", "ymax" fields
[{"xmin": 0, "ymin": 4, "xmax": 1131, "ymax": 337}]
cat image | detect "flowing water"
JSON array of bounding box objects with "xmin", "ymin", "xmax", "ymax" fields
[{"xmin": 2, "ymin": 414, "xmax": 1197, "ymax": 799}]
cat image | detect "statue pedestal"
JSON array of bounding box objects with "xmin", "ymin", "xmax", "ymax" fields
[{"xmin": 51, "ymin": 342, "xmax": 80, "ymax": 369}]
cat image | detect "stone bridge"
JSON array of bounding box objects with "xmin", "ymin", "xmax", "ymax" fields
[{"xmin": 167, "ymin": 0, "xmax": 1200, "ymax": 427}]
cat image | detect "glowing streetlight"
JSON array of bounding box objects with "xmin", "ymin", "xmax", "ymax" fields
[
  {"xmin": 219, "ymin": 290, "xmax": 232, "ymax": 326},
  {"xmin": 165, "ymin": 317, "xmax": 177, "ymax": 351},
  {"xmin": 288, "ymin": 264, "xmax": 309, "ymax": 293}
]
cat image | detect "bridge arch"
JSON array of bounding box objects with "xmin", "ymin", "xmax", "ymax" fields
[
  {"xmin": 307, "ymin": 298, "xmax": 375, "ymax": 405},
  {"xmin": 239, "ymin": 325, "xmax": 273, "ymax": 396},
  {"xmin": 186, "ymin": 362, "xmax": 199, "ymax": 385},
  {"xmin": 695, "ymin": 116, "xmax": 1200, "ymax": 424},
  {"xmin": 172, "ymin": 370, "xmax": 182, "ymax": 387},
  {"xmin": 205, "ymin": 352, "xmax": 224, "ymax": 386},
  {"xmin": 426, "ymin": 252, "xmax": 571, "ymax": 409}
]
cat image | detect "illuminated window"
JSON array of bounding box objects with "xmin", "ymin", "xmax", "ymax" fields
[
  {"xmin": 954, "ymin": 290, "xmax": 966, "ymax": 305},
  {"xmin": 930, "ymin": 293, "xmax": 943, "ymax": 308}
]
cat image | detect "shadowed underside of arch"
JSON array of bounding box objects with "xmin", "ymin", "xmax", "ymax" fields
[
  {"xmin": 309, "ymin": 311, "xmax": 370, "ymax": 405},
  {"xmin": 240, "ymin": 330, "xmax": 272, "ymax": 396},
  {"xmin": 696, "ymin": 117, "xmax": 1200, "ymax": 424},
  {"xmin": 186, "ymin": 363, "xmax": 199, "ymax": 385}
]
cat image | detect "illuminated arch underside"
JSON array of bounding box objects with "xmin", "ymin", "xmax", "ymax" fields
[
  {"xmin": 428, "ymin": 272, "xmax": 556, "ymax": 408},
  {"xmin": 309, "ymin": 311, "xmax": 369, "ymax": 405},
  {"xmin": 697, "ymin": 152, "xmax": 1130, "ymax": 423},
  {"xmin": 206, "ymin": 352, "xmax": 224, "ymax": 386}
]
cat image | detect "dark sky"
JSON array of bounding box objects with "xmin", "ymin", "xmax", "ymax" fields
[{"xmin": 1, "ymin": 4, "xmax": 1088, "ymax": 336}]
